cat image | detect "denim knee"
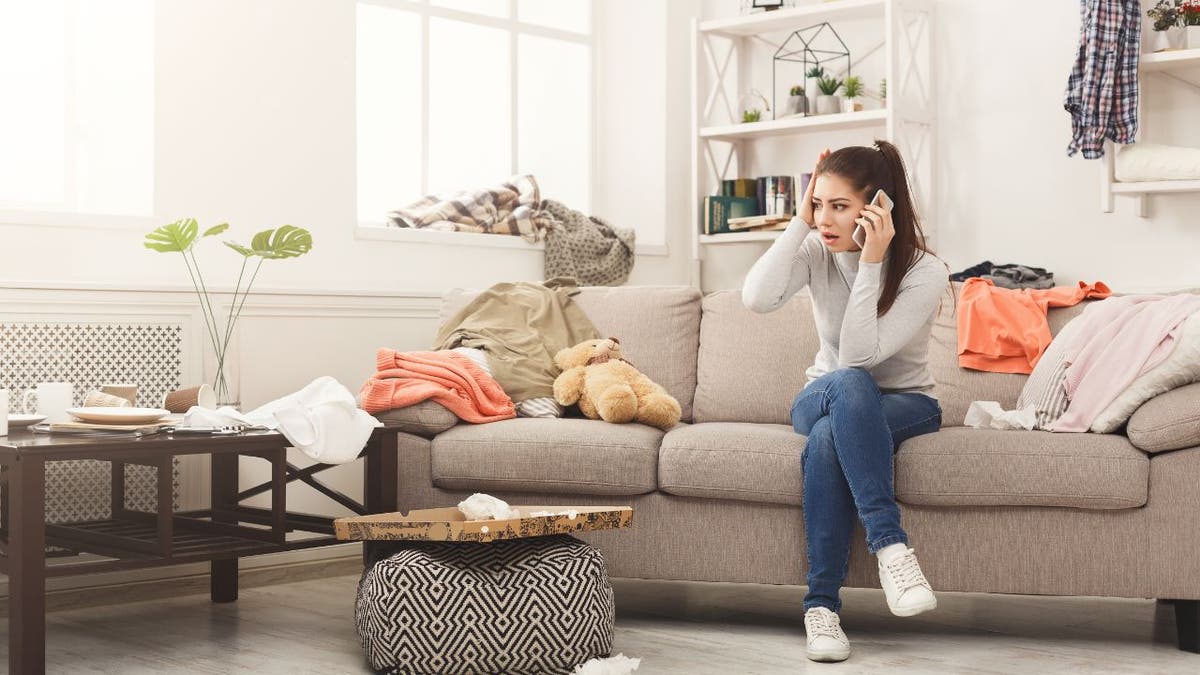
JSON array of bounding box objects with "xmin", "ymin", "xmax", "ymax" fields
[{"xmin": 801, "ymin": 421, "xmax": 836, "ymax": 471}]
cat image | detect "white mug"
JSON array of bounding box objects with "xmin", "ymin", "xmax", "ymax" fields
[
  {"xmin": 23, "ymin": 382, "xmax": 74, "ymax": 424},
  {"xmin": 0, "ymin": 389, "xmax": 9, "ymax": 436}
]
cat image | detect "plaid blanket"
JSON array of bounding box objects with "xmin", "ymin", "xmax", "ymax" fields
[
  {"xmin": 387, "ymin": 175, "xmax": 551, "ymax": 242},
  {"xmin": 1064, "ymin": 0, "xmax": 1140, "ymax": 159}
]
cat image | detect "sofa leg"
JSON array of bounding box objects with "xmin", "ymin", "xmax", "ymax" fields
[{"xmin": 1173, "ymin": 599, "xmax": 1200, "ymax": 653}]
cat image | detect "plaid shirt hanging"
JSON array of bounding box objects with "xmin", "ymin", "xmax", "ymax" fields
[{"xmin": 1064, "ymin": 0, "xmax": 1141, "ymax": 159}]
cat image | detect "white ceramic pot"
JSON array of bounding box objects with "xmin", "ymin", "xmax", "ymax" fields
[
  {"xmin": 1151, "ymin": 29, "xmax": 1171, "ymax": 52},
  {"xmin": 816, "ymin": 95, "xmax": 840, "ymax": 115},
  {"xmin": 786, "ymin": 94, "xmax": 807, "ymax": 115},
  {"xmin": 840, "ymin": 97, "xmax": 858, "ymax": 113}
]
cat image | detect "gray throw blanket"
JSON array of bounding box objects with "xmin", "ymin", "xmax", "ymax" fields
[{"xmin": 542, "ymin": 199, "xmax": 635, "ymax": 286}]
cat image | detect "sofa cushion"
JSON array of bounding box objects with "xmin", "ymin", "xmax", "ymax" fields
[
  {"xmin": 895, "ymin": 427, "xmax": 1149, "ymax": 509},
  {"xmin": 431, "ymin": 418, "xmax": 663, "ymax": 496},
  {"xmin": 930, "ymin": 284, "xmax": 1094, "ymax": 427},
  {"xmin": 442, "ymin": 285, "xmax": 701, "ymax": 422},
  {"xmin": 1127, "ymin": 382, "xmax": 1200, "ymax": 453},
  {"xmin": 693, "ymin": 289, "xmax": 817, "ymax": 424},
  {"xmin": 659, "ymin": 423, "xmax": 804, "ymax": 505},
  {"xmin": 374, "ymin": 401, "xmax": 460, "ymax": 438}
]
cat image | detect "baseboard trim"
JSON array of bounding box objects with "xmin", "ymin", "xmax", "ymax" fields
[{"xmin": 0, "ymin": 542, "xmax": 364, "ymax": 615}]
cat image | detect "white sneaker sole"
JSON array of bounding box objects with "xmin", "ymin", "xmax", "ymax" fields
[
  {"xmin": 887, "ymin": 595, "xmax": 937, "ymax": 617},
  {"xmin": 806, "ymin": 645, "xmax": 850, "ymax": 662}
]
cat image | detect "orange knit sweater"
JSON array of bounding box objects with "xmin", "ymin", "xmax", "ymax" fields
[
  {"xmin": 359, "ymin": 349, "xmax": 515, "ymax": 423},
  {"xmin": 957, "ymin": 278, "xmax": 1113, "ymax": 374}
]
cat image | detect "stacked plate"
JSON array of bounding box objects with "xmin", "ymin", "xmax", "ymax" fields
[{"xmin": 66, "ymin": 407, "xmax": 172, "ymax": 424}]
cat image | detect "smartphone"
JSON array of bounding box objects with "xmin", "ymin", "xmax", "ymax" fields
[{"xmin": 852, "ymin": 189, "xmax": 895, "ymax": 247}]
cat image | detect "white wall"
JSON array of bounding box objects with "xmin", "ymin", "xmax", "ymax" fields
[{"xmin": 697, "ymin": 0, "xmax": 1200, "ymax": 292}]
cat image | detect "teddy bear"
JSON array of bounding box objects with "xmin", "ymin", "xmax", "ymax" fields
[{"xmin": 552, "ymin": 337, "xmax": 681, "ymax": 430}]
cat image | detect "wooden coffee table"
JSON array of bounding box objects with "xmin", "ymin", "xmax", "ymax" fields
[{"xmin": 0, "ymin": 424, "xmax": 401, "ymax": 674}]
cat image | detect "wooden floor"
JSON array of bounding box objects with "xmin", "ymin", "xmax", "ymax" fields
[{"xmin": 2, "ymin": 572, "xmax": 1197, "ymax": 674}]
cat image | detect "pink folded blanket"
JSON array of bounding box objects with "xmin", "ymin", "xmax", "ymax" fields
[{"xmin": 359, "ymin": 349, "xmax": 515, "ymax": 423}]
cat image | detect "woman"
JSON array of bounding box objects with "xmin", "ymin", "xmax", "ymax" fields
[{"xmin": 742, "ymin": 140, "xmax": 950, "ymax": 663}]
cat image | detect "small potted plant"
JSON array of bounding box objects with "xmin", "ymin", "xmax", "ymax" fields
[
  {"xmin": 841, "ymin": 75, "xmax": 864, "ymax": 113},
  {"xmin": 739, "ymin": 88, "xmax": 769, "ymax": 123},
  {"xmin": 805, "ymin": 65, "xmax": 825, "ymax": 113},
  {"xmin": 787, "ymin": 84, "xmax": 808, "ymax": 116},
  {"xmin": 1184, "ymin": 0, "xmax": 1200, "ymax": 49},
  {"xmin": 1147, "ymin": 0, "xmax": 1183, "ymax": 51},
  {"xmin": 815, "ymin": 75, "xmax": 843, "ymax": 115}
]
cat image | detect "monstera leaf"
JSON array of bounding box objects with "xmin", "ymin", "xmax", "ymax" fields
[
  {"xmin": 143, "ymin": 218, "xmax": 200, "ymax": 253},
  {"xmin": 225, "ymin": 225, "xmax": 313, "ymax": 259}
]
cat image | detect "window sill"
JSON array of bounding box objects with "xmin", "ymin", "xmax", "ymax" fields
[
  {"xmin": 0, "ymin": 209, "xmax": 158, "ymax": 231},
  {"xmin": 355, "ymin": 224, "xmax": 669, "ymax": 256}
]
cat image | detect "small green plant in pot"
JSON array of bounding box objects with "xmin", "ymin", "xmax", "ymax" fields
[
  {"xmin": 841, "ymin": 75, "xmax": 864, "ymax": 113},
  {"xmin": 815, "ymin": 75, "xmax": 843, "ymax": 115},
  {"xmin": 144, "ymin": 219, "xmax": 314, "ymax": 407},
  {"xmin": 742, "ymin": 109, "xmax": 763, "ymax": 123},
  {"xmin": 787, "ymin": 84, "xmax": 808, "ymax": 116}
]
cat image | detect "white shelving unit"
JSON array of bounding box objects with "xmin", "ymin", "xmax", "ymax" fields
[
  {"xmin": 689, "ymin": 0, "xmax": 936, "ymax": 288},
  {"xmin": 1101, "ymin": 48, "xmax": 1200, "ymax": 216}
]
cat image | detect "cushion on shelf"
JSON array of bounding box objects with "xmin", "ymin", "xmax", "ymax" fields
[
  {"xmin": 1115, "ymin": 142, "xmax": 1200, "ymax": 183},
  {"xmin": 1126, "ymin": 382, "xmax": 1200, "ymax": 454}
]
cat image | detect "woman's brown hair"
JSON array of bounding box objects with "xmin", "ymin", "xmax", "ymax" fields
[{"xmin": 816, "ymin": 140, "xmax": 940, "ymax": 316}]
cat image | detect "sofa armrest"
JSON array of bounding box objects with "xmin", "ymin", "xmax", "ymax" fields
[{"xmin": 1127, "ymin": 382, "xmax": 1200, "ymax": 454}]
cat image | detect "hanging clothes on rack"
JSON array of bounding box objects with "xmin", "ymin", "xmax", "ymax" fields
[{"xmin": 1063, "ymin": 0, "xmax": 1141, "ymax": 159}]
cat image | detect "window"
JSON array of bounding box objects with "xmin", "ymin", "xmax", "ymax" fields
[
  {"xmin": 355, "ymin": 0, "xmax": 592, "ymax": 226},
  {"xmin": 0, "ymin": 0, "xmax": 155, "ymax": 219}
]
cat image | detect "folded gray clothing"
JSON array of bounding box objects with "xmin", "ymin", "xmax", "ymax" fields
[{"xmin": 985, "ymin": 264, "xmax": 1055, "ymax": 290}]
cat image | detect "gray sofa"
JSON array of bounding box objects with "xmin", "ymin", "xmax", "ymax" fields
[{"xmin": 390, "ymin": 284, "xmax": 1200, "ymax": 652}]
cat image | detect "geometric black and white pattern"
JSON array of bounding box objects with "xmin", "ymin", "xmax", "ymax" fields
[
  {"xmin": 0, "ymin": 321, "xmax": 183, "ymax": 523},
  {"xmin": 355, "ymin": 535, "xmax": 615, "ymax": 675}
]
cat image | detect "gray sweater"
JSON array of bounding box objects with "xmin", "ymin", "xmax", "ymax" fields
[{"xmin": 741, "ymin": 218, "xmax": 949, "ymax": 398}]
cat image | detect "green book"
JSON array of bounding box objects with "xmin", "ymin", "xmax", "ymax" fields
[{"xmin": 705, "ymin": 196, "xmax": 759, "ymax": 234}]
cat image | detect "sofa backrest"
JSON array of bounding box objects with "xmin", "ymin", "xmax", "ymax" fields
[
  {"xmin": 440, "ymin": 285, "xmax": 702, "ymax": 422},
  {"xmin": 695, "ymin": 283, "xmax": 1099, "ymax": 427},
  {"xmin": 693, "ymin": 289, "xmax": 818, "ymax": 424}
]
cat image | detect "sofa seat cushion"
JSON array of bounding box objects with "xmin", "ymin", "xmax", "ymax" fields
[
  {"xmin": 659, "ymin": 423, "xmax": 804, "ymax": 505},
  {"xmin": 431, "ymin": 418, "xmax": 663, "ymax": 496},
  {"xmin": 895, "ymin": 427, "xmax": 1149, "ymax": 510}
]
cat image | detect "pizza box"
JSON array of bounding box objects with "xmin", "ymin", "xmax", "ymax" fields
[{"xmin": 334, "ymin": 505, "xmax": 633, "ymax": 543}]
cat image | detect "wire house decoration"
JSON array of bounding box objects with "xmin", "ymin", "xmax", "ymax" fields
[{"xmin": 772, "ymin": 22, "xmax": 851, "ymax": 119}]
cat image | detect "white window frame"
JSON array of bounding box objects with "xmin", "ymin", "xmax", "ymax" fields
[
  {"xmin": 0, "ymin": 0, "xmax": 156, "ymax": 232},
  {"xmin": 354, "ymin": 0, "xmax": 610, "ymax": 252}
]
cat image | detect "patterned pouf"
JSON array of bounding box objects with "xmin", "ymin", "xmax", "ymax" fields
[{"xmin": 355, "ymin": 534, "xmax": 615, "ymax": 675}]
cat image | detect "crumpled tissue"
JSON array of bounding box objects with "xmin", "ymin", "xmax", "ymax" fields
[
  {"xmin": 458, "ymin": 493, "xmax": 521, "ymax": 520},
  {"xmin": 964, "ymin": 400, "xmax": 1037, "ymax": 431},
  {"xmin": 573, "ymin": 654, "xmax": 641, "ymax": 675},
  {"xmin": 184, "ymin": 376, "xmax": 382, "ymax": 463}
]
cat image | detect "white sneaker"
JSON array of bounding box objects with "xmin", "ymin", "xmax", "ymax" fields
[
  {"xmin": 804, "ymin": 607, "xmax": 850, "ymax": 662},
  {"xmin": 877, "ymin": 546, "xmax": 938, "ymax": 617}
]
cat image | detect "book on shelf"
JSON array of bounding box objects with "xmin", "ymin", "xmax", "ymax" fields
[
  {"xmin": 703, "ymin": 195, "xmax": 758, "ymax": 235},
  {"xmin": 726, "ymin": 214, "xmax": 791, "ymax": 231},
  {"xmin": 756, "ymin": 175, "xmax": 795, "ymax": 217},
  {"xmin": 720, "ymin": 178, "xmax": 757, "ymax": 199}
]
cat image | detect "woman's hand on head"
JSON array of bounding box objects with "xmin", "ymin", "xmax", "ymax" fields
[
  {"xmin": 798, "ymin": 148, "xmax": 831, "ymax": 228},
  {"xmin": 857, "ymin": 202, "xmax": 894, "ymax": 263}
]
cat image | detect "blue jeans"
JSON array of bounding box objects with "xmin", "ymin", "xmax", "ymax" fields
[{"xmin": 791, "ymin": 367, "xmax": 942, "ymax": 613}]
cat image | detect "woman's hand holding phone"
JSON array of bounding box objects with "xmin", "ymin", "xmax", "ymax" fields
[
  {"xmin": 798, "ymin": 148, "xmax": 831, "ymax": 228},
  {"xmin": 856, "ymin": 189, "xmax": 895, "ymax": 264}
]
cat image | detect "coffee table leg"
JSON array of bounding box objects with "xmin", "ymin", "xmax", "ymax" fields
[
  {"xmin": 10, "ymin": 456, "xmax": 47, "ymax": 674},
  {"xmin": 210, "ymin": 453, "xmax": 239, "ymax": 603},
  {"xmin": 363, "ymin": 431, "xmax": 398, "ymax": 566}
]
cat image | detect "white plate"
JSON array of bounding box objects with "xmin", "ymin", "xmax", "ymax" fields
[
  {"xmin": 7, "ymin": 414, "xmax": 47, "ymax": 428},
  {"xmin": 66, "ymin": 407, "xmax": 171, "ymax": 424}
]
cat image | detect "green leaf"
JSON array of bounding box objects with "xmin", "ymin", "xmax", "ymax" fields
[
  {"xmin": 224, "ymin": 241, "xmax": 256, "ymax": 257},
  {"xmin": 226, "ymin": 225, "xmax": 313, "ymax": 260},
  {"xmin": 143, "ymin": 218, "xmax": 199, "ymax": 253},
  {"xmin": 203, "ymin": 222, "xmax": 230, "ymax": 238}
]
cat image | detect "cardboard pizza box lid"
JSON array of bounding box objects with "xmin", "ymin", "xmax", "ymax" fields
[{"xmin": 334, "ymin": 505, "xmax": 633, "ymax": 543}]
